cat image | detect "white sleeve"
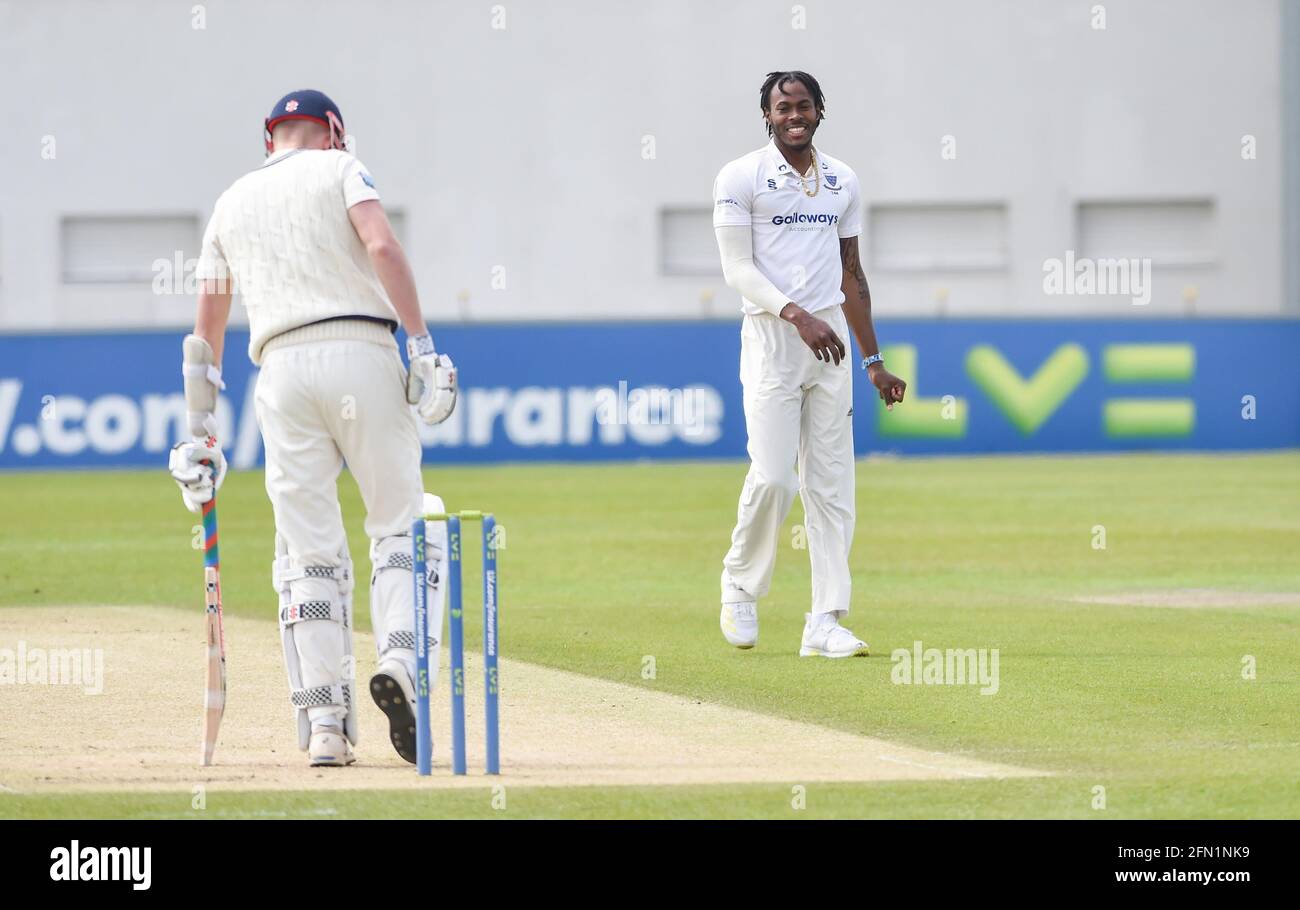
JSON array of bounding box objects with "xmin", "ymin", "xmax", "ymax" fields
[
  {"xmin": 194, "ymin": 202, "xmax": 229, "ymax": 284},
  {"xmin": 341, "ymin": 155, "xmax": 381, "ymax": 209},
  {"xmin": 712, "ymin": 162, "xmax": 752, "ymax": 228},
  {"xmin": 716, "ymin": 224, "xmax": 790, "ymax": 317},
  {"xmin": 838, "ymin": 168, "xmax": 863, "ymax": 239}
]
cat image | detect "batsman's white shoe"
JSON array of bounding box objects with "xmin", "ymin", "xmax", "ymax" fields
[
  {"xmin": 308, "ymin": 727, "xmax": 356, "ymax": 767},
  {"xmin": 720, "ymin": 602, "xmax": 759, "ymax": 649},
  {"xmin": 799, "ymin": 611, "xmax": 869, "ymax": 658},
  {"xmin": 369, "ymin": 658, "xmax": 419, "ymax": 764}
]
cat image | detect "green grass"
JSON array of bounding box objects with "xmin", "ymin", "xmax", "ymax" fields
[
  {"xmin": 1, "ymin": 775, "xmax": 1286, "ymax": 820},
  {"xmin": 2, "ymin": 452, "xmax": 1299, "ymax": 818}
]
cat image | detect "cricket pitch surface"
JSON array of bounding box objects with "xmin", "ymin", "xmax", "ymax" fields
[{"xmin": 0, "ymin": 606, "xmax": 1045, "ymax": 792}]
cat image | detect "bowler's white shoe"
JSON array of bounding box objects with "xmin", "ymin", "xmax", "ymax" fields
[
  {"xmin": 308, "ymin": 727, "xmax": 356, "ymax": 767},
  {"xmin": 369, "ymin": 658, "xmax": 419, "ymax": 764},
  {"xmin": 799, "ymin": 611, "xmax": 869, "ymax": 658},
  {"xmin": 720, "ymin": 601, "xmax": 759, "ymax": 649}
]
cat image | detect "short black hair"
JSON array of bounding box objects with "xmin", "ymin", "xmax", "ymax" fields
[{"xmin": 760, "ymin": 71, "xmax": 825, "ymax": 136}]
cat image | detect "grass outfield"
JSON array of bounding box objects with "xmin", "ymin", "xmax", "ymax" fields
[{"xmin": 1, "ymin": 452, "xmax": 1298, "ymax": 818}]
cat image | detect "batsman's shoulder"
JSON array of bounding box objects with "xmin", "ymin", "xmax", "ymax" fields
[
  {"xmin": 206, "ymin": 183, "xmax": 236, "ymax": 219},
  {"xmin": 224, "ymin": 165, "xmax": 265, "ymax": 197},
  {"xmin": 329, "ymin": 148, "xmax": 369, "ymax": 172}
]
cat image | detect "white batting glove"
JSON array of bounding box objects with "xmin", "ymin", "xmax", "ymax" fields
[
  {"xmin": 405, "ymin": 334, "xmax": 458, "ymax": 425},
  {"xmin": 168, "ymin": 436, "xmax": 228, "ymax": 513}
]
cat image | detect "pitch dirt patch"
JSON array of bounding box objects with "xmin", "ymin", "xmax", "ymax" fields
[
  {"xmin": 0, "ymin": 606, "xmax": 1042, "ymax": 794},
  {"xmin": 1071, "ymin": 589, "xmax": 1300, "ymax": 609}
]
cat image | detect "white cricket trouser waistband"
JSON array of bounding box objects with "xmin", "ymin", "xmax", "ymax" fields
[{"xmin": 259, "ymin": 317, "xmax": 398, "ymax": 360}]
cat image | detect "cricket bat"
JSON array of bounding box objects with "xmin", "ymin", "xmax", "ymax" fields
[{"xmin": 200, "ymin": 494, "xmax": 227, "ymax": 766}]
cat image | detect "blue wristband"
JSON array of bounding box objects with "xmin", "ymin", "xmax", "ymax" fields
[{"xmin": 862, "ymin": 353, "xmax": 884, "ymax": 371}]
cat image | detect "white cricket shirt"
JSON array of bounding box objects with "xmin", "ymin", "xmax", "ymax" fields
[
  {"xmin": 196, "ymin": 148, "xmax": 395, "ymax": 364},
  {"xmin": 713, "ymin": 140, "xmax": 862, "ymax": 316}
]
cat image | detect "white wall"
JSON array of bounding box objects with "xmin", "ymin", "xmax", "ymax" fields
[{"xmin": 0, "ymin": 0, "xmax": 1284, "ymax": 329}]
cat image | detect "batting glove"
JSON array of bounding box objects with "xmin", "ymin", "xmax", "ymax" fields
[
  {"xmin": 405, "ymin": 334, "xmax": 458, "ymax": 425},
  {"xmin": 168, "ymin": 436, "xmax": 228, "ymax": 513}
]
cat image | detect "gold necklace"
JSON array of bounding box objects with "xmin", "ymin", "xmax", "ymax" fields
[{"xmin": 796, "ymin": 150, "xmax": 820, "ymax": 197}]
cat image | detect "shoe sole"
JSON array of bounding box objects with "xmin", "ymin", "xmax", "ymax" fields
[
  {"xmin": 310, "ymin": 753, "xmax": 356, "ymax": 767},
  {"xmin": 799, "ymin": 644, "xmax": 870, "ymax": 658},
  {"xmin": 369, "ymin": 671, "xmax": 419, "ymax": 765}
]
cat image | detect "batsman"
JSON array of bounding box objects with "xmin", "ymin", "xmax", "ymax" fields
[{"xmin": 168, "ymin": 90, "xmax": 456, "ymax": 767}]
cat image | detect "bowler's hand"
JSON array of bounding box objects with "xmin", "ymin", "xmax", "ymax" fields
[
  {"xmin": 782, "ymin": 304, "xmax": 846, "ymax": 365},
  {"xmin": 869, "ymin": 364, "xmax": 906, "ymax": 410}
]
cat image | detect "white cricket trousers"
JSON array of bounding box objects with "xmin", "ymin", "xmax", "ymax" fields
[
  {"xmin": 255, "ymin": 328, "xmax": 424, "ymax": 727},
  {"xmin": 722, "ymin": 305, "xmax": 856, "ymax": 615}
]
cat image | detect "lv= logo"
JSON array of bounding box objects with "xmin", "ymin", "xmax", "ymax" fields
[{"xmin": 875, "ymin": 344, "xmax": 1195, "ymax": 439}]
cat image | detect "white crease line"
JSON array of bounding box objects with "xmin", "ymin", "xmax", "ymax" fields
[{"xmin": 877, "ymin": 755, "xmax": 996, "ymax": 779}]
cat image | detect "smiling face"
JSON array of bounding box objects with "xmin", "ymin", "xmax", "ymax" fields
[{"xmin": 764, "ymin": 78, "xmax": 822, "ymax": 151}]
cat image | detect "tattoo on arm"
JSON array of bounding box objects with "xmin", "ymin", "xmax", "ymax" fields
[{"xmin": 840, "ymin": 237, "xmax": 870, "ymax": 303}]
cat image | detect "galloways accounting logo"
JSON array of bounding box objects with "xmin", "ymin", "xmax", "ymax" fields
[
  {"xmin": 771, "ymin": 212, "xmax": 838, "ymax": 227},
  {"xmin": 49, "ymin": 841, "xmax": 152, "ymax": 890}
]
